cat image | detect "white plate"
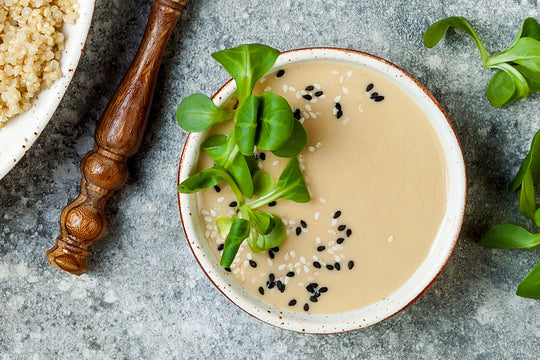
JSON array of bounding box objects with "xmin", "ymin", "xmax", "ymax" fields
[{"xmin": 0, "ymin": 1, "xmax": 96, "ymax": 180}]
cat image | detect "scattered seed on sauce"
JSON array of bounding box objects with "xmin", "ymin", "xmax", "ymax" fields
[
  {"xmin": 313, "ymin": 261, "xmax": 322, "ymax": 269},
  {"xmin": 214, "ymin": 185, "xmax": 221, "ymax": 193},
  {"xmin": 310, "ymin": 296, "xmax": 318, "ymax": 303},
  {"xmin": 293, "ymin": 109, "xmax": 301, "ymax": 120},
  {"xmin": 335, "ymin": 102, "xmax": 342, "ymax": 111},
  {"xmin": 271, "ymin": 247, "xmax": 279, "ymax": 252},
  {"xmin": 287, "ymin": 271, "xmax": 295, "ymax": 277},
  {"xmin": 217, "ymin": 244, "xmax": 224, "ymax": 251},
  {"xmin": 289, "ymin": 299, "xmax": 297, "ymax": 306},
  {"xmin": 276, "ymin": 280, "xmax": 285, "ymax": 292},
  {"xmin": 375, "ymin": 95, "xmax": 385, "ymax": 102},
  {"xmin": 336, "ymin": 237, "xmax": 345, "ymax": 244},
  {"xmin": 306, "ymin": 283, "xmax": 318, "ymax": 293},
  {"xmin": 269, "ymin": 249, "xmax": 275, "ymax": 259},
  {"xmin": 305, "ymin": 85, "xmax": 314, "ymax": 91},
  {"xmin": 249, "ymin": 260, "xmax": 257, "ymax": 268},
  {"xmin": 295, "ymin": 227, "xmax": 302, "ymax": 236},
  {"xmin": 346, "ymin": 229, "xmax": 352, "ymax": 237},
  {"xmin": 259, "ymin": 287, "xmax": 264, "ymax": 295},
  {"xmin": 366, "ymin": 83, "xmax": 374, "ymax": 91},
  {"xmin": 300, "ymin": 220, "xmax": 307, "ymax": 228},
  {"xmin": 225, "ymin": 267, "xmax": 231, "ymax": 272},
  {"xmin": 338, "ymin": 225, "xmax": 346, "ymax": 231},
  {"xmin": 229, "ymin": 201, "xmax": 237, "ymax": 207},
  {"xmin": 302, "ymin": 94, "xmax": 312, "ymax": 101},
  {"xmin": 334, "ymin": 262, "xmax": 341, "ymax": 271},
  {"xmin": 370, "ymin": 92, "xmax": 379, "ymax": 99},
  {"xmin": 276, "ymin": 69, "xmax": 285, "ymax": 77},
  {"xmin": 314, "ymin": 91, "xmax": 323, "ymax": 97},
  {"xmin": 259, "ymin": 152, "xmax": 266, "ymax": 160},
  {"xmin": 317, "ymin": 246, "xmax": 326, "ymax": 252},
  {"xmin": 326, "ymin": 264, "xmax": 334, "ymax": 270},
  {"xmin": 319, "ymin": 287, "xmax": 328, "ymax": 293},
  {"xmin": 304, "ymin": 303, "xmax": 309, "ymax": 311},
  {"xmin": 348, "ymin": 260, "xmax": 355, "ymax": 269},
  {"xmin": 268, "ymin": 201, "xmax": 277, "ymax": 207},
  {"xmin": 333, "ymin": 211, "xmax": 342, "ymax": 219}
]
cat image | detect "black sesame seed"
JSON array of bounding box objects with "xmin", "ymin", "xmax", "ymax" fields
[
  {"xmin": 348, "ymin": 260, "xmax": 355, "ymax": 270},
  {"xmin": 314, "ymin": 290, "xmax": 321, "ymax": 298},
  {"xmin": 306, "ymin": 285, "xmax": 315, "ymax": 294},
  {"xmin": 304, "ymin": 303, "xmax": 309, "ymax": 311},
  {"xmin": 310, "ymin": 296, "xmax": 318, "ymax": 303},
  {"xmin": 300, "ymin": 220, "xmax": 307, "ymax": 228},
  {"xmin": 314, "ymin": 91, "xmax": 323, "ymax": 97},
  {"xmin": 276, "ymin": 281, "xmax": 285, "ymax": 292},
  {"xmin": 370, "ymin": 92, "xmax": 379, "ymax": 99},
  {"xmin": 309, "ymin": 282, "xmax": 318, "ymax": 288},
  {"xmin": 317, "ymin": 246, "xmax": 326, "ymax": 252},
  {"xmin": 229, "ymin": 201, "xmax": 237, "ymax": 207},
  {"xmin": 259, "ymin": 152, "xmax": 266, "ymax": 160},
  {"xmin": 319, "ymin": 287, "xmax": 328, "ymax": 293},
  {"xmin": 269, "ymin": 249, "xmax": 275, "ymax": 259},
  {"xmin": 305, "ymin": 85, "xmax": 315, "ymax": 91},
  {"xmin": 225, "ymin": 267, "xmax": 231, "ymax": 272},
  {"xmin": 269, "ymin": 273, "xmax": 275, "ymax": 282},
  {"xmin": 268, "ymin": 201, "xmax": 277, "ymax": 207},
  {"xmin": 338, "ymin": 225, "xmax": 346, "ymax": 231},
  {"xmin": 313, "ymin": 261, "xmax": 321, "ymax": 269},
  {"xmin": 336, "ymin": 237, "xmax": 345, "ymax": 244},
  {"xmin": 217, "ymin": 244, "xmax": 224, "ymax": 251},
  {"xmin": 375, "ymin": 95, "xmax": 385, "ymax": 102},
  {"xmin": 289, "ymin": 299, "xmax": 297, "ymax": 306},
  {"xmin": 271, "ymin": 247, "xmax": 279, "ymax": 252},
  {"xmin": 335, "ymin": 262, "xmax": 341, "ymax": 271},
  {"xmin": 214, "ymin": 185, "xmax": 221, "ymax": 192},
  {"xmin": 333, "ymin": 210, "xmax": 342, "ymax": 219},
  {"xmin": 286, "ymin": 271, "xmax": 295, "ymax": 277},
  {"xmin": 366, "ymin": 83, "xmax": 374, "ymax": 92},
  {"xmin": 249, "ymin": 260, "xmax": 257, "ymax": 268},
  {"xmin": 259, "ymin": 287, "xmax": 264, "ymax": 295},
  {"xmin": 293, "ymin": 109, "xmax": 301, "ymax": 120},
  {"xmin": 335, "ymin": 102, "xmax": 342, "ymax": 111},
  {"xmin": 346, "ymin": 229, "xmax": 352, "ymax": 237},
  {"xmin": 336, "ymin": 110, "xmax": 343, "ymax": 119},
  {"xmin": 302, "ymin": 94, "xmax": 312, "ymax": 101},
  {"xmin": 266, "ymin": 281, "xmax": 275, "ymax": 289},
  {"xmin": 326, "ymin": 264, "xmax": 334, "ymax": 270},
  {"xmin": 276, "ymin": 69, "xmax": 285, "ymax": 77},
  {"xmin": 296, "ymin": 227, "xmax": 302, "ymax": 236}
]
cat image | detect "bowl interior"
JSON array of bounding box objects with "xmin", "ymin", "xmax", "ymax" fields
[
  {"xmin": 178, "ymin": 48, "xmax": 466, "ymax": 333},
  {"xmin": 0, "ymin": 1, "xmax": 96, "ymax": 180}
]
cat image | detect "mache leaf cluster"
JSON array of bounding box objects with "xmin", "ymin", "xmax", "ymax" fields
[
  {"xmin": 424, "ymin": 16, "xmax": 540, "ymax": 107},
  {"xmin": 177, "ymin": 44, "xmax": 310, "ymax": 268}
]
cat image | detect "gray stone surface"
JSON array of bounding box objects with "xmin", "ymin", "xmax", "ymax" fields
[{"xmin": 1, "ymin": 0, "xmax": 539, "ymax": 358}]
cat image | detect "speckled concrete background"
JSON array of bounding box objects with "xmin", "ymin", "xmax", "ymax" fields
[{"xmin": 1, "ymin": 0, "xmax": 539, "ymax": 358}]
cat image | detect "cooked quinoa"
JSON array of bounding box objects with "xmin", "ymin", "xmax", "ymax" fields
[{"xmin": 0, "ymin": 0, "xmax": 79, "ymax": 126}]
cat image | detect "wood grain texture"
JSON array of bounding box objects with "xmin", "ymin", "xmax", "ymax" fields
[{"xmin": 46, "ymin": 0, "xmax": 186, "ymax": 275}]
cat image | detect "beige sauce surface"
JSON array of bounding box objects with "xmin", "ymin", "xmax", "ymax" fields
[{"xmin": 195, "ymin": 62, "xmax": 447, "ymax": 314}]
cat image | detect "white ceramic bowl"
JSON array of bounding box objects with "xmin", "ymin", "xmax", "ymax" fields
[
  {"xmin": 178, "ymin": 48, "xmax": 466, "ymax": 333},
  {"xmin": 0, "ymin": 1, "xmax": 96, "ymax": 180}
]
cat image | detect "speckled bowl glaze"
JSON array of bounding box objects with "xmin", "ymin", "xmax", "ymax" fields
[
  {"xmin": 0, "ymin": 1, "xmax": 95, "ymax": 180},
  {"xmin": 178, "ymin": 48, "xmax": 467, "ymax": 334}
]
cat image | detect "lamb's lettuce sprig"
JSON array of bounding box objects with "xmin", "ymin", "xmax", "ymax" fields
[{"xmin": 177, "ymin": 44, "xmax": 310, "ymax": 267}]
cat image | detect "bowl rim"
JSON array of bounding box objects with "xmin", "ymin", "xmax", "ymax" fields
[
  {"xmin": 177, "ymin": 47, "xmax": 467, "ymax": 334},
  {"xmin": 0, "ymin": 1, "xmax": 96, "ymax": 181}
]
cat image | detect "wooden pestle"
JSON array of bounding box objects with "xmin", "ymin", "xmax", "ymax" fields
[{"xmin": 46, "ymin": 0, "xmax": 187, "ymax": 275}]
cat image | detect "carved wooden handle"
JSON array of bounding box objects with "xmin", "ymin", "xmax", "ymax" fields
[{"xmin": 46, "ymin": 0, "xmax": 187, "ymax": 275}]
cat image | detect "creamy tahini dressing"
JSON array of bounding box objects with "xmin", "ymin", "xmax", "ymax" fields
[{"xmin": 195, "ymin": 62, "xmax": 447, "ymax": 314}]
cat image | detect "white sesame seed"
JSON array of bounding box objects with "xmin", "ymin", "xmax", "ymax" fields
[
  {"xmin": 331, "ymin": 219, "xmax": 338, "ymax": 226},
  {"xmin": 315, "ymin": 236, "xmax": 321, "ymax": 244},
  {"xmin": 206, "ymin": 225, "xmax": 213, "ymax": 230},
  {"xmin": 328, "ymin": 249, "xmax": 334, "ymax": 254},
  {"xmin": 278, "ymin": 264, "xmax": 286, "ymax": 270},
  {"xmin": 388, "ymin": 235, "xmax": 394, "ymax": 243},
  {"xmin": 288, "ymin": 263, "xmax": 294, "ymax": 271},
  {"xmin": 332, "ymin": 245, "xmax": 343, "ymax": 251},
  {"xmin": 314, "ymin": 212, "xmax": 320, "ymax": 220},
  {"xmin": 319, "ymin": 197, "xmax": 327, "ymax": 203},
  {"xmin": 309, "ymin": 112, "xmax": 317, "ymax": 119},
  {"xmin": 331, "ymin": 70, "xmax": 339, "ymax": 75},
  {"xmin": 204, "ymin": 216, "xmax": 212, "ymax": 222},
  {"xmin": 201, "ymin": 209, "xmax": 209, "ymax": 215},
  {"xmin": 264, "ymin": 86, "xmax": 272, "ymax": 92},
  {"xmin": 295, "ymin": 262, "xmax": 301, "ymax": 268},
  {"xmin": 316, "ymin": 142, "xmax": 322, "ymax": 148},
  {"xmin": 333, "ymin": 108, "xmax": 338, "ymax": 115},
  {"xmin": 267, "ymin": 258, "xmax": 273, "ymax": 266},
  {"xmin": 233, "ymin": 268, "xmax": 241, "ymax": 275},
  {"xmin": 342, "ymin": 117, "xmax": 350, "ymax": 125},
  {"xmin": 304, "ymin": 266, "xmax": 310, "ymax": 273},
  {"xmin": 272, "ymin": 160, "xmax": 279, "ymax": 166},
  {"xmin": 334, "ymin": 95, "xmax": 341, "ymax": 102},
  {"xmin": 210, "ymin": 231, "xmax": 217, "ymax": 238},
  {"xmin": 205, "ymin": 231, "xmax": 210, "ymax": 237},
  {"xmin": 308, "ymin": 146, "xmax": 316, "ymax": 152},
  {"xmin": 319, "ymin": 94, "xmax": 327, "ymax": 99},
  {"xmin": 283, "ymin": 84, "xmax": 288, "ymax": 92},
  {"xmin": 314, "ymin": 83, "xmax": 321, "ymax": 90},
  {"xmin": 328, "ymin": 240, "xmax": 335, "ymax": 246},
  {"xmin": 284, "ymin": 253, "xmax": 289, "ymax": 261},
  {"xmin": 284, "ymin": 277, "xmax": 290, "ymax": 285},
  {"xmin": 243, "ymin": 260, "xmax": 249, "ymax": 268},
  {"xmin": 343, "ymin": 87, "xmax": 349, "ymax": 94},
  {"xmin": 260, "ymin": 77, "xmax": 267, "ymax": 83},
  {"xmin": 300, "ymin": 256, "xmax": 306, "ymax": 264},
  {"xmin": 290, "ymin": 250, "xmax": 296, "ymax": 258},
  {"xmin": 305, "ymin": 104, "xmax": 312, "ymax": 111},
  {"xmin": 289, "ymin": 86, "xmax": 296, "ymax": 91},
  {"xmin": 217, "ymin": 197, "xmax": 224, "ymax": 203},
  {"xmin": 307, "ymin": 277, "xmax": 315, "ymax": 282},
  {"xmin": 339, "ymin": 76, "xmax": 344, "ymax": 83},
  {"xmin": 288, "ymin": 220, "xmax": 295, "ymax": 225},
  {"xmin": 247, "ymin": 252, "xmax": 252, "ymax": 260},
  {"xmin": 347, "ymin": 70, "xmax": 353, "ymax": 78},
  {"xmin": 328, "ymin": 229, "xmax": 336, "ymax": 235},
  {"xmin": 314, "ymin": 272, "xmax": 321, "ymax": 276},
  {"xmin": 340, "ymin": 254, "xmax": 346, "ymax": 259},
  {"xmin": 210, "ymin": 209, "xmax": 217, "ymax": 217},
  {"xmin": 313, "ymin": 255, "xmax": 319, "ymax": 261},
  {"xmin": 298, "ymin": 282, "xmax": 305, "ymax": 287},
  {"xmin": 310, "ymin": 98, "xmax": 318, "ymax": 104},
  {"xmin": 299, "ymin": 118, "xmax": 305, "ymax": 124},
  {"xmin": 296, "ymin": 91, "xmax": 301, "ymax": 99},
  {"xmin": 358, "ymin": 104, "xmax": 364, "ymax": 112},
  {"xmin": 301, "ymin": 164, "xmax": 306, "ymax": 171},
  {"xmin": 334, "ymin": 255, "xmax": 341, "ymax": 262}
]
